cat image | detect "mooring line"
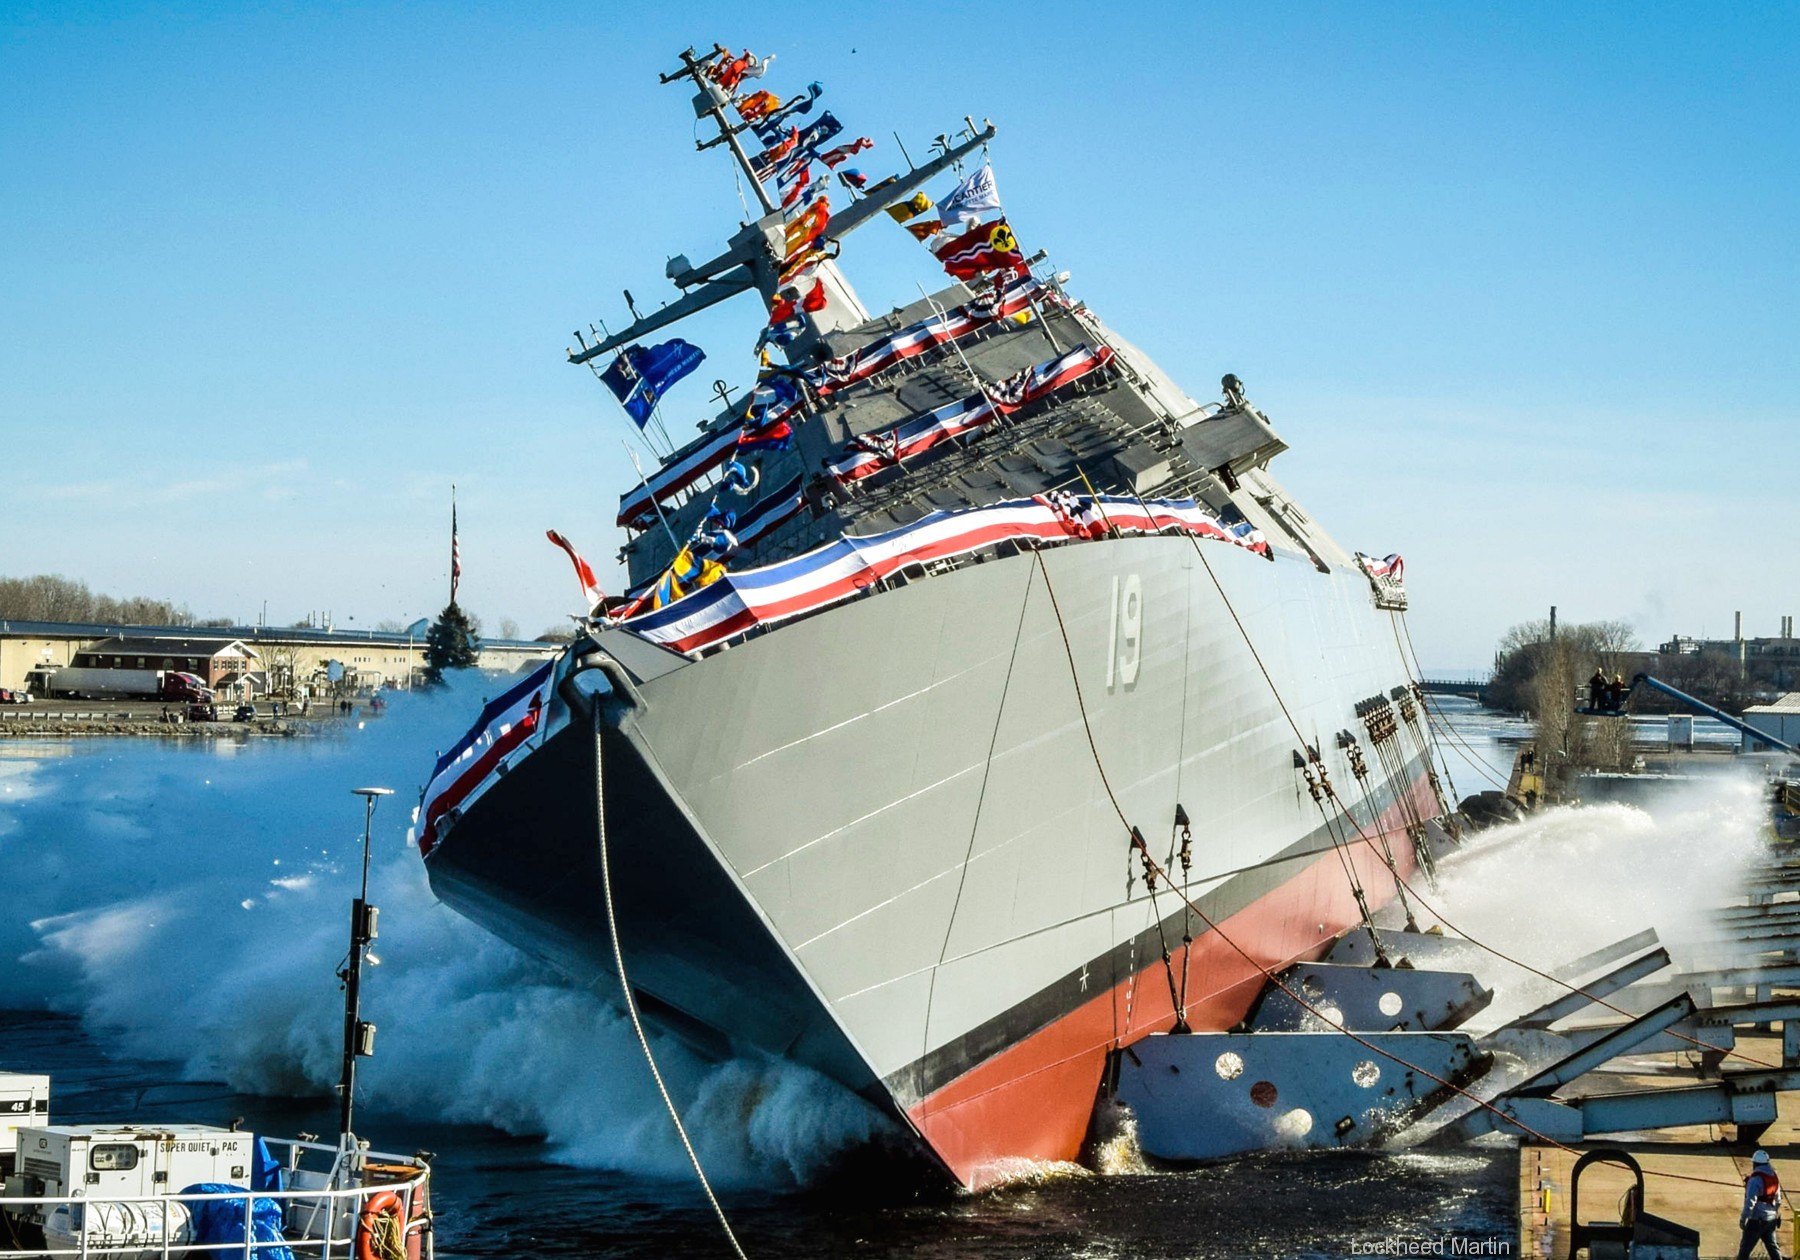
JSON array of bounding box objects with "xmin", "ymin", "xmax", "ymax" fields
[
  {"xmin": 592, "ymin": 703, "xmax": 750, "ymax": 1259},
  {"xmin": 1175, "ymin": 534, "xmax": 1781, "ymax": 1073},
  {"xmin": 1030, "ymin": 550, "xmax": 1745, "ymax": 1188}
]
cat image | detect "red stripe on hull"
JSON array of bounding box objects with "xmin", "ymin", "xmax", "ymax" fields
[
  {"xmin": 420, "ymin": 712, "xmax": 540, "ymax": 857},
  {"xmin": 906, "ymin": 790, "xmax": 1430, "ymax": 1189}
]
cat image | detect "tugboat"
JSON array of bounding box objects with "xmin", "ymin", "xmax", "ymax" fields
[
  {"xmin": 1, "ymin": 789, "xmax": 434, "ymax": 1258},
  {"xmin": 418, "ymin": 42, "xmax": 1464, "ymax": 1188}
]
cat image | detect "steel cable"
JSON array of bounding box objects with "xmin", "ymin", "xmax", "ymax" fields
[
  {"xmin": 1175, "ymin": 536, "xmax": 1780, "ymax": 1072},
  {"xmin": 591, "ymin": 703, "xmax": 750, "ymax": 1259},
  {"xmin": 1031, "ymin": 545, "xmax": 1748, "ymax": 1187}
]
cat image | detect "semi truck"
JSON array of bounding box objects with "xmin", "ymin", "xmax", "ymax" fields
[{"xmin": 32, "ymin": 667, "xmax": 214, "ymax": 702}]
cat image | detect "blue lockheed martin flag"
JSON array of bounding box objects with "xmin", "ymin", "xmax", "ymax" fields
[{"xmin": 600, "ymin": 338, "xmax": 706, "ymax": 427}]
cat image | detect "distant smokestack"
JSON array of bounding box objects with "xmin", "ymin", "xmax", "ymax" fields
[
  {"xmin": 1735, "ymin": 610, "xmax": 1743, "ymax": 642},
  {"xmin": 1549, "ymin": 605, "xmax": 1557, "ymax": 640}
]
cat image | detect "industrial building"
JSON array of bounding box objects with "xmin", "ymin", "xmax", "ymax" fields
[
  {"xmin": 0, "ymin": 619, "xmax": 558, "ymax": 697},
  {"xmin": 1743, "ymin": 694, "xmax": 1800, "ymax": 754}
]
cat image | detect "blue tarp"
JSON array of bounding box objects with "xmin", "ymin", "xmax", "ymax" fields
[
  {"xmin": 250, "ymin": 1138, "xmax": 283, "ymax": 1193},
  {"xmin": 178, "ymin": 1183, "xmax": 296, "ymax": 1260}
]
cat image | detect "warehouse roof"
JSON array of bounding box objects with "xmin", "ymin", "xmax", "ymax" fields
[{"xmin": 79, "ymin": 636, "xmax": 256, "ymax": 659}]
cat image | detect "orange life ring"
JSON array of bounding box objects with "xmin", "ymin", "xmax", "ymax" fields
[{"xmin": 356, "ymin": 1189, "xmax": 404, "ymax": 1260}]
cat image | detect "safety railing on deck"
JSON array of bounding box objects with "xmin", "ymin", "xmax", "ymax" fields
[{"xmin": 0, "ymin": 1138, "xmax": 432, "ymax": 1260}]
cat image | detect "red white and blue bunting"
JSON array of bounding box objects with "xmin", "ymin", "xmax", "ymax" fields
[
  {"xmin": 813, "ymin": 275, "xmax": 1041, "ymax": 395},
  {"xmin": 826, "ymin": 344, "xmax": 1113, "ymax": 482},
  {"xmin": 417, "ymin": 660, "xmax": 555, "ymax": 857},
  {"xmin": 616, "ymin": 495, "xmax": 1268, "ymax": 655},
  {"xmin": 614, "ymin": 278, "xmax": 1048, "ymax": 528}
]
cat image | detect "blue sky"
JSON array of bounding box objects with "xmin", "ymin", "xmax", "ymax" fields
[{"xmin": 3, "ymin": 3, "xmax": 1795, "ymax": 664}]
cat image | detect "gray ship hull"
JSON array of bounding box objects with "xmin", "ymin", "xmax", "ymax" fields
[{"xmin": 424, "ymin": 531, "xmax": 1440, "ymax": 1186}]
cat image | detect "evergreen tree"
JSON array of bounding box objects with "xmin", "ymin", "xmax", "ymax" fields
[{"xmin": 423, "ymin": 602, "xmax": 480, "ymax": 686}]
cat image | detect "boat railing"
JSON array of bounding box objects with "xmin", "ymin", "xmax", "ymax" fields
[{"xmin": 0, "ymin": 1137, "xmax": 432, "ymax": 1260}]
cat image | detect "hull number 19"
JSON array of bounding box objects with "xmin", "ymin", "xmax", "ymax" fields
[{"xmin": 1107, "ymin": 574, "xmax": 1142, "ymax": 689}]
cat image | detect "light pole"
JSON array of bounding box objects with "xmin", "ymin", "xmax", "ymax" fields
[{"xmin": 338, "ymin": 787, "xmax": 393, "ymax": 1152}]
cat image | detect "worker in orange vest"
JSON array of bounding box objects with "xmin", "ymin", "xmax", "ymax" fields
[{"xmin": 1739, "ymin": 1149, "xmax": 1784, "ymax": 1260}]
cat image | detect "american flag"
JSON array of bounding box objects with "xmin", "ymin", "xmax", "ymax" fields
[{"xmin": 450, "ymin": 493, "xmax": 462, "ymax": 605}]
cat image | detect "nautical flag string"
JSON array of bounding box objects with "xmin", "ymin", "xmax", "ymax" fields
[
  {"xmin": 755, "ymin": 82, "xmax": 822, "ymax": 139},
  {"xmin": 819, "ymin": 136, "xmax": 873, "ymax": 168}
]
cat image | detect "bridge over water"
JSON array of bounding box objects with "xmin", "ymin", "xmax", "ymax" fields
[{"xmin": 1418, "ymin": 675, "xmax": 1493, "ymax": 705}]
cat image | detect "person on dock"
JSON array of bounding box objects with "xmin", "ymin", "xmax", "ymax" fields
[
  {"xmin": 1588, "ymin": 667, "xmax": 1608, "ymax": 711},
  {"xmin": 1738, "ymin": 1149, "xmax": 1784, "ymax": 1260}
]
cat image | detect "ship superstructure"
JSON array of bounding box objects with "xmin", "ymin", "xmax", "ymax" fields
[{"xmin": 416, "ymin": 44, "xmax": 1457, "ymax": 1187}]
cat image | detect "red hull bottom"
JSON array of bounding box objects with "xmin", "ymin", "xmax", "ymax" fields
[{"xmin": 907, "ymin": 806, "xmax": 1426, "ymax": 1188}]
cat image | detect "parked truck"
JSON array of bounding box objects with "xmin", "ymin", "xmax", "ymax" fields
[{"xmin": 32, "ymin": 668, "xmax": 214, "ymax": 702}]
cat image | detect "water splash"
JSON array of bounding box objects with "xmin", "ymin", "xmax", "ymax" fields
[
  {"xmin": 1428, "ymin": 773, "xmax": 1768, "ymax": 1023},
  {"xmin": 0, "ymin": 680, "xmax": 889, "ymax": 1188}
]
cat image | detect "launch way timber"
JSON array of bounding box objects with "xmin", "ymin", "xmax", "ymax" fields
[{"xmin": 416, "ymin": 42, "xmax": 1459, "ymax": 1187}]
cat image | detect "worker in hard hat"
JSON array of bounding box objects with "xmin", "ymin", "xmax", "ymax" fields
[{"xmin": 1739, "ymin": 1149, "xmax": 1784, "ymax": 1260}]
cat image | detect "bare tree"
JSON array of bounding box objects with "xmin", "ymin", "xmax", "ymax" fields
[
  {"xmin": 1518, "ymin": 620, "xmax": 1644, "ymax": 776},
  {"xmin": 261, "ymin": 642, "xmax": 305, "ymax": 697},
  {"xmin": 497, "ymin": 616, "xmax": 521, "ymax": 640},
  {"xmin": 0, "ymin": 574, "xmax": 192, "ymax": 625}
]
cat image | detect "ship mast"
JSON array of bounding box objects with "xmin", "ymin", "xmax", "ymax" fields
[
  {"xmin": 569, "ymin": 47, "xmax": 998, "ymax": 363},
  {"xmin": 662, "ymin": 47, "xmax": 777, "ymax": 215}
]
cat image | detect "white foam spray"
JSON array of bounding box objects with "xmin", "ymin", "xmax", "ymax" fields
[
  {"xmin": 1425, "ymin": 773, "xmax": 1769, "ymax": 1024},
  {"xmin": 0, "ymin": 680, "xmax": 890, "ymax": 1188}
]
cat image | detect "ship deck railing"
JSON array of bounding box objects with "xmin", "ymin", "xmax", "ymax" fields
[
  {"xmin": 640, "ymin": 303, "xmax": 1041, "ymax": 534},
  {"xmin": 1, "ymin": 1136, "xmax": 432, "ymax": 1259}
]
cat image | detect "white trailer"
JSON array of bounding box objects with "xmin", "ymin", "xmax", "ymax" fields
[
  {"xmin": 36, "ymin": 668, "xmax": 211, "ymax": 701},
  {"xmin": 38, "ymin": 667, "xmax": 161, "ymax": 699}
]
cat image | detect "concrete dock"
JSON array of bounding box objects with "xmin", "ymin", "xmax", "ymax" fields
[{"xmin": 1519, "ymin": 1039, "xmax": 1800, "ymax": 1257}]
